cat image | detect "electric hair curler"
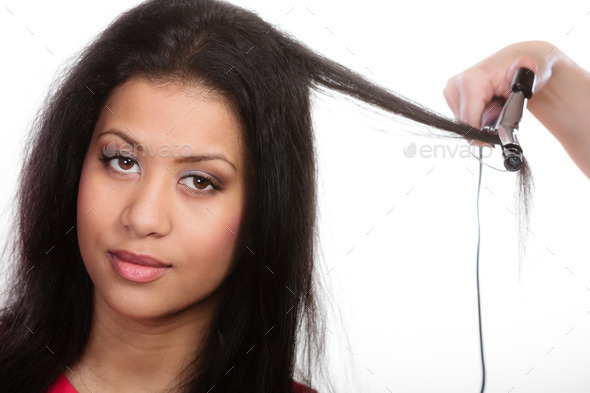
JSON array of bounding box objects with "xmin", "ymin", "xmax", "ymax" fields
[{"xmin": 481, "ymin": 67, "xmax": 536, "ymax": 171}]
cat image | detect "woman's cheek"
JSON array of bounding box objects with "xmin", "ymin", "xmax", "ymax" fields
[
  {"xmin": 78, "ymin": 162, "xmax": 108, "ymax": 226},
  {"xmin": 179, "ymin": 207, "xmax": 243, "ymax": 280},
  {"xmin": 77, "ymin": 159, "xmax": 120, "ymax": 259},
  {"xmin": 77, "ymin": 161, "xmax": 97, "ymax": 237}
]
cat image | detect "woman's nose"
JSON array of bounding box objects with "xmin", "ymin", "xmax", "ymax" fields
[{"xmin": 119, "ymin": 171, "xmax": 173, "ymax": 238}]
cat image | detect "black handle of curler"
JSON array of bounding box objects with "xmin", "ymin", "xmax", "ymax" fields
[{"xmin": 511, "ymin": 67, "xmax": 535, "ymax": 99}]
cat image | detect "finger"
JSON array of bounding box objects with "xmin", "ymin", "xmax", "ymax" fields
[
  {"xmin": 481, "ymin": 98, "xmax": 504, "ymax": 128},
  {"xmin": 458, "ymin": 72, "xmax": 494, "ymax": 129},
  {"xmin": 447, "ymin": 74, "xmax": 496, "ymax": 147},
  {"xmin": 443, "ymin": 77, "xmax": 461, "ymax": 119}
]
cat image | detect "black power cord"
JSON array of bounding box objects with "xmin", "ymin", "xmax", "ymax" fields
[{"xmin": 475, "ymin": 145, "xmax": 486, "ymax": 393}]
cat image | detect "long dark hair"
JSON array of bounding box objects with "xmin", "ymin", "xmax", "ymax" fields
[{"xmin": 0, "ymin": 0, "xmax": 532, "ymax": 392}]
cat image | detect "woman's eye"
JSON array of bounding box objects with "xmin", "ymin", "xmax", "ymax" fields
[
  {"xmin": 101, "ymin": 154, "xmax": 139, "ymax": 174},
  {"xmin": 99, "ymin": 152, "xmax": 220, "ymax": 195},
  {"xmin": 179, "ymin": 175, "xmax": 219, "ymax": 194}
]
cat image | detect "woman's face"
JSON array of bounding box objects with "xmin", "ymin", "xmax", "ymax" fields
[{"xmin": 77, "ymin": 76, "xmax": 247, "ymax": 321}]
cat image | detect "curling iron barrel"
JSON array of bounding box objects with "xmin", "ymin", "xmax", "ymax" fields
[{"xmin": 484, "ymin": 67, "xmax": 535, "ymax": 171}]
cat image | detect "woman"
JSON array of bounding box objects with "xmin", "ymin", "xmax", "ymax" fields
[{"xmin": 0, "ymin": 0, "xmax": 526, "ymax": 392}]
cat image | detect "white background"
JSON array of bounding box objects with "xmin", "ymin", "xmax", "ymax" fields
[{"xmin": 0, "ymin": 1, "xmax": 589, "ymax": 392}]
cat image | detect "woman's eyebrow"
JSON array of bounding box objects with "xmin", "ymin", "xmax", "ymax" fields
[{"xmin": 98, "ymin": 128, "xmax": 237, "ymax": 172}]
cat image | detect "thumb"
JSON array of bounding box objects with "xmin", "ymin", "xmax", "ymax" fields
[{"xmin": 506, "ymin": 56, "xmax": 538, "ymax": 94}]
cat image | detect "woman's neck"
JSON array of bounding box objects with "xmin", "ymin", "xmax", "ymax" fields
[{"xmin": 67, "ymin": 289, "xmax": 220, "ymax": 393}]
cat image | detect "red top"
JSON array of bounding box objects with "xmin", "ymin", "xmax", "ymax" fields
[
  {"xmin": 47, "ymin": 372, "xmax": 316, "ymax": 392},
  {"xmin": 47, "ymin": 373, "xmax": 77, "ymax": 393}
]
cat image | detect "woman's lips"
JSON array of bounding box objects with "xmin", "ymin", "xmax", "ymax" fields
[
  {"xmin": 110, "ymin": 249, "xmax": 171, "ymax": 267},
  {"xmin": 109, "ymin": 251, "xmax": 171, "ymax": 283}
]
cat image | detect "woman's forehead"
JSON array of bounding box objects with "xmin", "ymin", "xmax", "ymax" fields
[{"xmin": 94, "ymin": 77, "xmax": 243, "ymax": 170}]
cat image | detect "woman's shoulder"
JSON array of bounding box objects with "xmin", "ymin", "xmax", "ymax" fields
[
  {"xmin": 48, "ymin": 372, "xmax": 316, "ymax": 393},
  {"xmin": 47, "ymin": 372, "xmax": 77, "ymax": 393},
  {"xmin": 292, "ymin": 379, "xmax": 318, "ymax": 393}
]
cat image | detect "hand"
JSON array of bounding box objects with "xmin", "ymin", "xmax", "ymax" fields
[{"xmin": 443, "ymin": 41, "xmax": 558, "ymax": 148}]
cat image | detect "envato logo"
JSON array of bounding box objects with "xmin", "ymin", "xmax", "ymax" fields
[
  {"xmin": 102, "ymin": 141, "xmax": 195, "ymax": 158},
  {"xmin": 403, "ymin": 142, "xmax": 493, "ymax": 159}
]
